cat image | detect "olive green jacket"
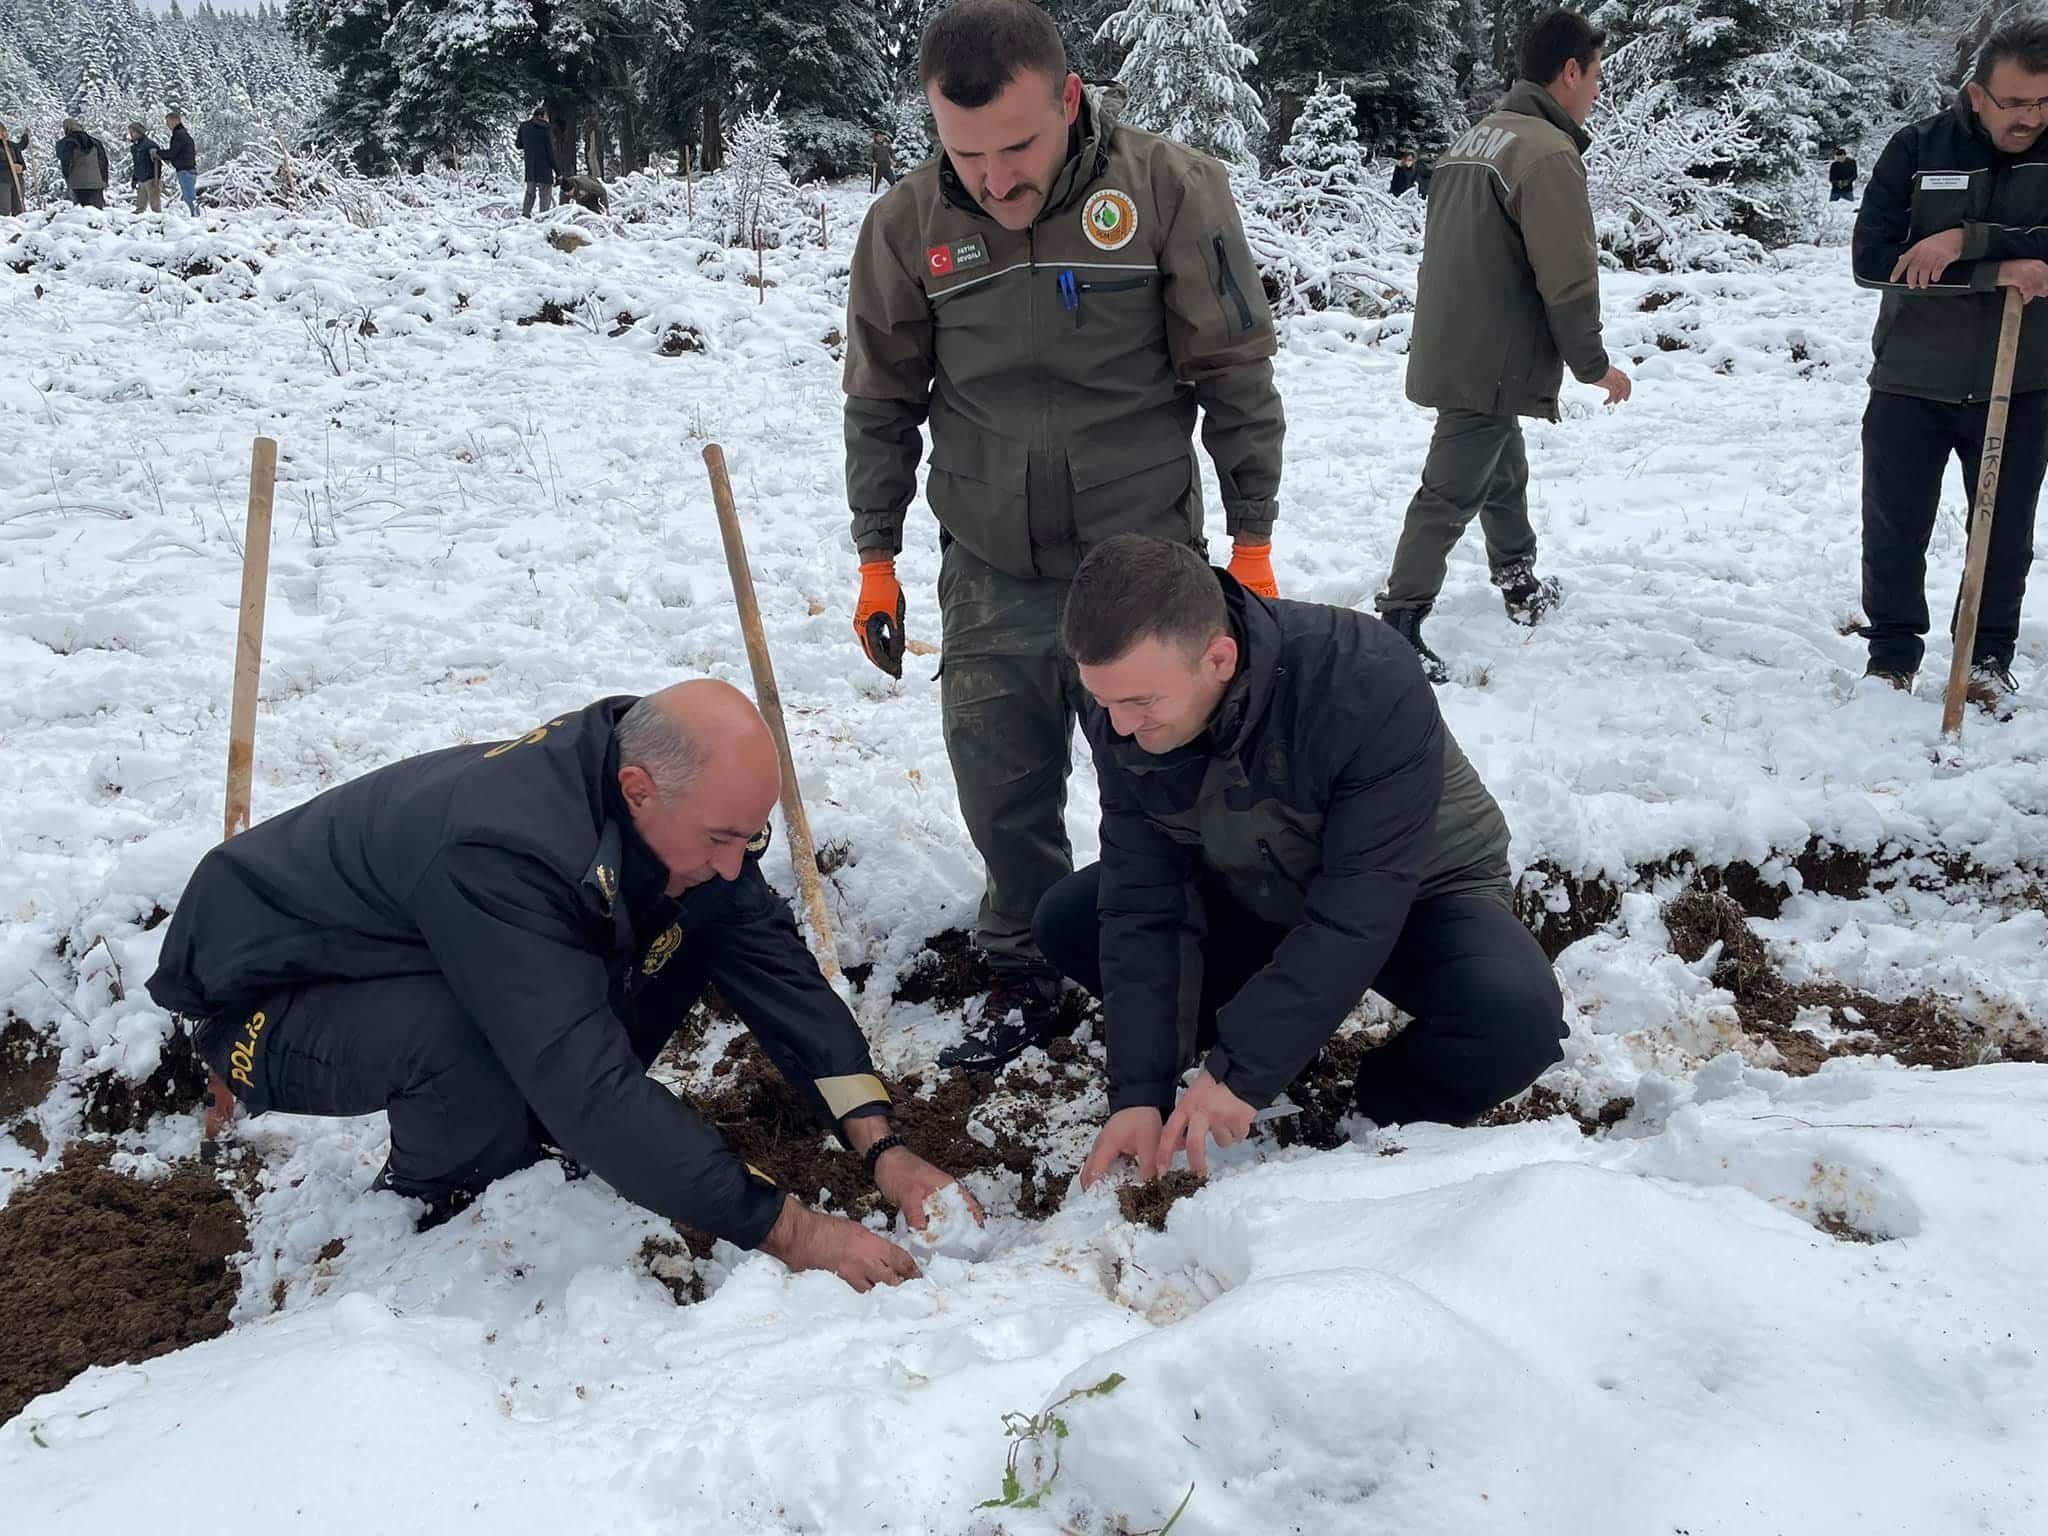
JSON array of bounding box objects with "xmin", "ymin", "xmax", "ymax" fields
[
  {"xmin": 843, "ymin": 96, "xmax": 1285, "ymax": 580},
  {"xmin": 1406, "ymin": 81, "xmax": 1610, "ymax": 421}
]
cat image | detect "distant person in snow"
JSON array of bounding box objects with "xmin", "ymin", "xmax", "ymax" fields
[
  {"xmin": 1048, "ymin": 538, "xmax": 1565, "ymax": 1187},
  {"xmin": 56, "ymin": 118, "xmax": 109, "ymax": 208},
  {"xmin": 1851, "ymin": 17, "xmax": 2048, "ymax": 712},
  {"xmin": 0, "ymin": 120, "xmax": 25, "ymax": 216},
  {"xmin": 558, "ymin": 172, "xmax": 609, "ymax": 213},
  {"xmin": 1378, "ymin": 8, "xmax": 1630, "ymax": 683},
  {"xmin": 164, "ymin": 111, "xmax": 199, "ymax": 214},
  {"xmin": 518, "ymin": 105, "xmax": 556, "ymax": 216},
  {"xmin": 147, "ymin": 684, "xmax": 981, "ymax": 1291},
  {"xmin": 842, "ymin": 0, "xmax": 1286, "ymax": 1073},
  {"xmin": 128, "ymin": 122, "xmax": 163, "ymax": 213},
  {"xmin": 870, "ymin": 129, "xmax": 898, "ymax": 190},
  {"xmin": 1390, "ymin": 147, "xmax": 1419, "ymax": 196},
  {"xmin": 1829, "ymin": 146, "xmax": 1857, "ymax": 202}
]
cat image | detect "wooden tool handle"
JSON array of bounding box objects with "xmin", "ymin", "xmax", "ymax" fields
[{"xmin": 702, "ymin": 444, "xmax": 842, "ymax": 980}]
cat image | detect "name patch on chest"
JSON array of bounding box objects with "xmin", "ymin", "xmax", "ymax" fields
[
  {"xmin": 926, "ymin": 235, "xmax": 990, "ymax": 278},
  {"xmin": 1919, "ymin": 173, "xmax": 1971, "ymax": 191}
]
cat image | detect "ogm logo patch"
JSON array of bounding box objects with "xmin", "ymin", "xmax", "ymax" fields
[
  {"xmin": 1082, "ymin": 189, "xmax": 1138, "ymax": 251},
  {"xmin": 641, "ymin": 923, "xmax": 683, "ymax": 978}
]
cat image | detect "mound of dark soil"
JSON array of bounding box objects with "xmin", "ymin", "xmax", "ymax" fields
[{"xmin": 0, "ymin": 1148, "xmax": 245, "ymax": 1425}]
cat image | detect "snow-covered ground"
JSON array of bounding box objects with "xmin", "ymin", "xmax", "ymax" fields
[{"xmin": 2, "ymin": 177, "xmax": 2045, "ymax": 1533}]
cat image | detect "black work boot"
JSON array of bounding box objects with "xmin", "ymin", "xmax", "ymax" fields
[
  {"xmin": 1493, "ymin": 558, "xmax": 1564, "ymax": 627},
  {"xmin": 1967, "ymin": 659, "xmax": 2019, "ymax": 717},
  {"xmin": 1382, "ymin": 604, "xmax": 1450, "ymax": 685},
  {"xmin": 371, "ymin": 1160, "xmax": 481, "ymax": 1232},
  {"xmin": 1863, "ymin": 659, "xmax": 1915, "ymax": 693},
  {"xmin": 937, "ymin": 972, "xmax": 1063, "ymax": 1072}
]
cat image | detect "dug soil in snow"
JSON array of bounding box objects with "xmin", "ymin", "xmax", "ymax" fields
[
  {"xmin": 1117, "ymin": 1170, "xmax": 1206, "ymax": 1231},
  {"xmin": 1662, "ymin": 887, "xmax": 2048, "ymax": 1073},
  {"xmin": 1, "ymin": 1017, "xmax": 59, "ymax": 1155},
  {"xmin": 0, "ymin": 1147, "xmax": 245, "ymax": 1425}
]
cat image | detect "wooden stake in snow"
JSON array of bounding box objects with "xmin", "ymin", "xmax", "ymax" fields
[
  {"xmin": 274, "ymin": 133, "xmax": 299, "ymax": 215},
  {"xmin": 204, "ymin": 435, "xmax": 277, "ymax": 1155},
  {"xmin": 755, "ymin": 227, "xmax": 765, "ymax": 304},
  {"xmin": 225, "ymin": 436, "xmax": 276, "ymax": 841},
  {"xmin": 685, "ymin": 143, "xmax": 694, "ymax": 219},
  {"xmin": 820, "ymin": 199, "xmax": 828, "ymax": 249},
  {"xmin": 701, "ymin": 443, "xmax": 841, "ymax": 982},
  {"xmin": 1943, "ymin": 285, "xmax": 2026, "ymax": 737}
]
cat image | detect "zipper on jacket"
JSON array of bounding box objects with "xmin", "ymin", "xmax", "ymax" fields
[
  {"xmin": 1213, "ymin": 234, "xmax": 1255, "ymax": 333},
  {"xmin": 1256, "ymin": 837, "xmax": 1290, "ymax": 882}
]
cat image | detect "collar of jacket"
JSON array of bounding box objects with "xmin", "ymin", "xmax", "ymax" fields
[
  {"xmin": 593, "ymin": 700, "xmax": 673, "ymax": 922},
  {"xmin": 1499, "ymin": 79, "xmax": 1591, "ymax": 154},
  {"xmin": 1206, "ymin": 571, "xmax": 1283, "ymax": 759},
  {"xmin": 937, "ymin": 91, "xmax": 1119, "ymax": 222}
]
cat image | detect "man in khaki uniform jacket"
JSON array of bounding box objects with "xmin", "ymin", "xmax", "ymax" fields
[
  {"xmin": 843, "ymin": 0, "xmax": 1286, "ymax": 1070},
  {"xmin": 1377, "ymin": 8, "xmax": 1631, "ymax": 682}
]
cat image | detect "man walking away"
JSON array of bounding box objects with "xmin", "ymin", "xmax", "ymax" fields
[
  {"xmin": 1377, "ymin": 8, "xmax": 1630, "ymax": 683},
  {"xmin": 1830, "ymin": 146, "xmax": 1857, "ymax": 202},
  {"xmin": 1390, "ymin": 147, "xmax": 1419, "ymax": 196},
  {"xmin": 518, "ymin": 106, "xmax": 556, "ymax": 215},
  {"xmin": 165, "ymin": 111, "xmax": 199, "ymax": 214},
  {"xmin": 56, "ymin": 119, "xmax": 108, "ymax": 208},
  {"xmin": 0, "ymin": 121, "xmax": 25, "ymax": 216},
  {"xmin": 128, "ymin": 123, "xmax": 163, "ymax": 213},
  {"xmin": 843, "ymin": 0, "xmax": 1286, "ymax": 1071},
  {"xmin": 1851, "ymin": 18, "xmax": 2048, "ymax": 711}
]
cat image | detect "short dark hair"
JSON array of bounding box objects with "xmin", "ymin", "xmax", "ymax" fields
[
  {"xmin": 1062, "ymin": 536, "xmax": 1228, "ymax": 666},
  {"xmin": 920, "ymin": 0, "xmax": 1068, "ymax": 109},
  {"xmin": 1520, "ymin": 9, "xmax": 1605, "ymax": 86},
  {"xmin": 1975, "ymin": 18, "xmax": 2048, "ymax": 87}
]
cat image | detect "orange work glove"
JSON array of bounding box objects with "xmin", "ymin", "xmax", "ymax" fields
[
  {"xmin": 854, "ymin": 558, "xmax": 907, "ymax": 677},
  {"xmin": 1228, "ymin": 542, "xmax": 1279, "ymax": 599}
]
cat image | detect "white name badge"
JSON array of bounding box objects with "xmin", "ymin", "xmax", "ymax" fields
[{"xmin": 1920, "ymin": 173, "xmax": 1971, "ymax": 190}]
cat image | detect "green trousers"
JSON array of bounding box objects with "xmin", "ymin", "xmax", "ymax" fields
[
  {"xmin": 1378, "ymin": 409, "xmax": 1535, "ymax": 613},
  {"xmin": 937, "ymin": 539, "xmax": 1092, "ymax": 976}
]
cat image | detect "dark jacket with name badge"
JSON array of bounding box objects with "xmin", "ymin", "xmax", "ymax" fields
[
  {"xmin": 844, "ymin": 94, "xmax": 1285, "ymax": 581},
  {"xmin": 1853, "ymin": 93, "xmax": 2048, "ymax": 403},
  {"xmin": 1086, "ymin": 576, "xmax": 1513, "ymax": 1116},
  {"xmin": 146, "ymin": 697, "xmax": 889, "ymax": 1248}
]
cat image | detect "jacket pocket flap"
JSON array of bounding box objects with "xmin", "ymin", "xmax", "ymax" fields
[
  {"xmin": 1067, "ymin": 427, "xmax": 1192, "ymax": 492},
  {"xmin": 927, "ymin": 431, "xmax": 1027, "ymax": 489}
]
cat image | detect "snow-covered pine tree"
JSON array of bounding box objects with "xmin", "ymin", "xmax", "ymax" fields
[
  {"xmin": 1096, "ymin": 0, "xmax": 1267, "ymax": 163},
  {"xmin": 889, "ymin": 93, "xmax": 932, "ymax": 166},
  {"xmin": 1592, "ymin": 0, "xmax": 1856, "ymax": 184},
  {"xmin": 1279, "ymin": 73, "xmax": 1364, "ymax": 182},
  {"xmin": 1245, "ymin": 0, "xmax": 1461, "ymax": 165}
]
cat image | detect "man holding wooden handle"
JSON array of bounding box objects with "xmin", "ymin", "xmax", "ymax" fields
[
  {"xmin": 147, "ymin": 682, "xmax": 976, "ymax": 1292},
  {"xmin": 1853, "ymin": 18, "xmax": 2048, "ymax": 711}
]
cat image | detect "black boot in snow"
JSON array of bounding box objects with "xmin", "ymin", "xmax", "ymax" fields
[
  {"xmin": 1494, "ymin": 558, "xmax": 1564, "ymax": 627},
  {"xmin": 1382, "ymin": 604, "xmax": 1450, "ymax": 685}
]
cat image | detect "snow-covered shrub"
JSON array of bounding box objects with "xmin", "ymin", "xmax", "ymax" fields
[
  {"xmin": 1224, "ymin": 76, "xmax": 1420, "ymax": 317},
  {"xmin": 1585, "ymin": 90, "xmax": 1765, "ymax": 271},
  {"xmin": 782, "ymin": 109, "xmax": 871, "ymax": 181},
  {"xmin": 204, "ymin": 142, "xmax": 395, "ymax": 227},
  {"xmin": 707, "ymin": 97, "xmax": 808, "ymax": 248}
]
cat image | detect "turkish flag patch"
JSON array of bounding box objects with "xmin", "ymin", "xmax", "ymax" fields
[{"xmin": 926, "ymin": 244, "xmax": 954, "ymax": 277}]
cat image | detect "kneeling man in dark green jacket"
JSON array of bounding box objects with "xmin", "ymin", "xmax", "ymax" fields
[{"xmin": 1041, "ymin": 536, "xmax": 1566, "ymax": 1186}]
